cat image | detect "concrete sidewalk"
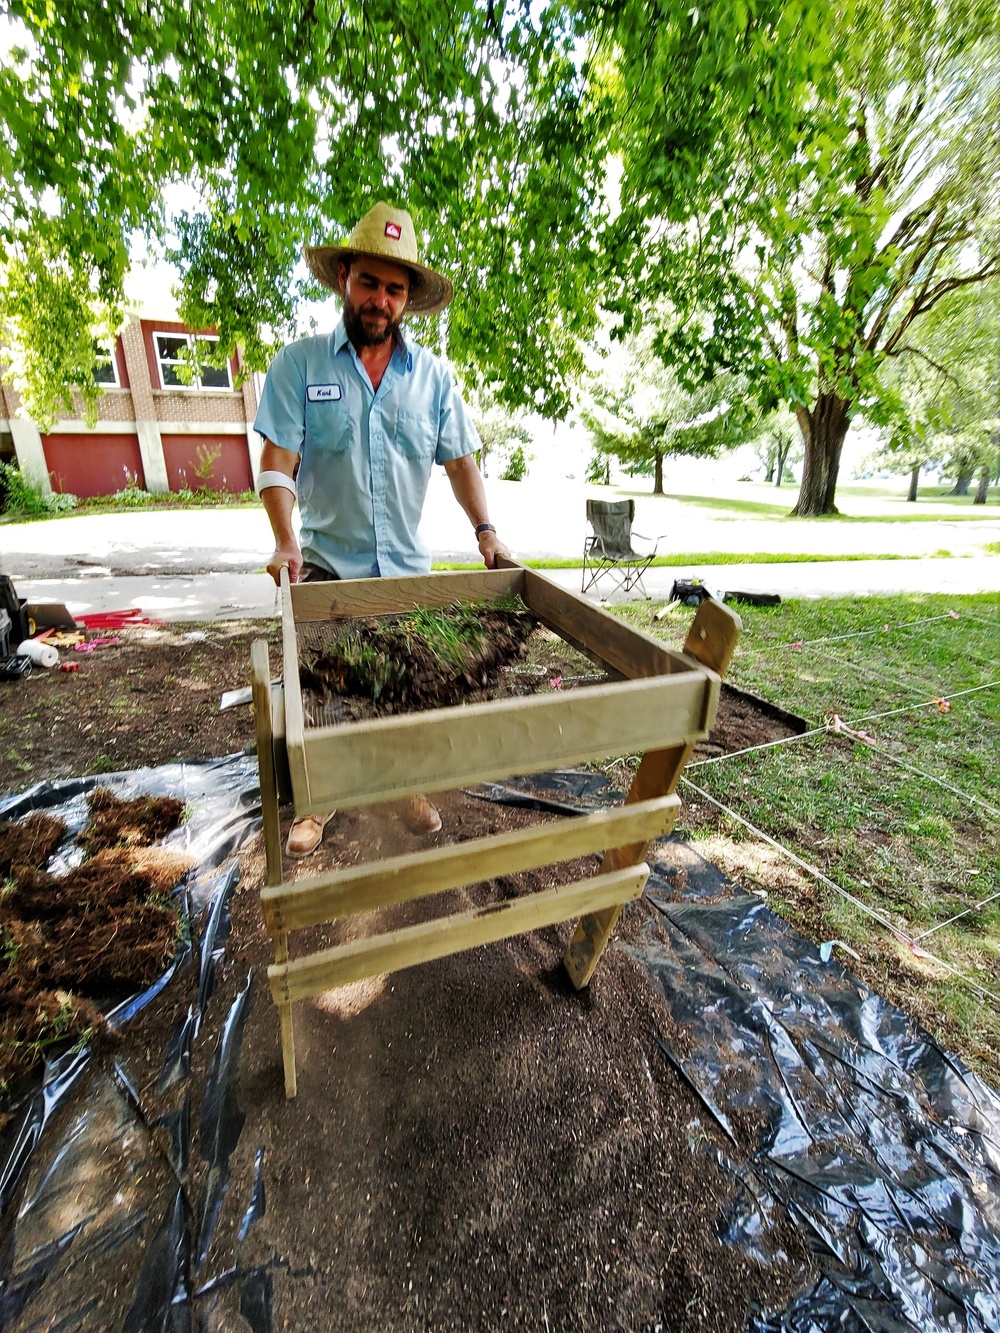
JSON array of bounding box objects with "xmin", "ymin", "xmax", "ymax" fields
[
  {"xmin": 3, "ymin": 476, "xmax": 997, "ymax": 622},
  {"xmin": 12, "ymin": 556, "xmax": 1000, "ymax": 624}
]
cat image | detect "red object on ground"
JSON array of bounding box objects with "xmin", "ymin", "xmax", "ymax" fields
[
  {"xmin": 75, "ymin": 610, "xmax": 163, "ymax": 628},
  {"xmin": 74, "ymin": 637, "xmax": 122, "ymax": 653}
]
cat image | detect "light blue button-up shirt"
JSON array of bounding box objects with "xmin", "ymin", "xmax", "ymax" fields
[{"xmin": 253, "ymin": 320, "xmax": 479, "ymax": 578}]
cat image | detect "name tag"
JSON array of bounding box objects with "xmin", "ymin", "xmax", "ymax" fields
[{"xmin": 307, "ymin": 383, "xmax": 343, "ymax": 402}]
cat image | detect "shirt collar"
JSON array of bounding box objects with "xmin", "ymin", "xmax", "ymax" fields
[{"xmin": 333, "ymin": 317, "xmax": 412, "ymax": 371}]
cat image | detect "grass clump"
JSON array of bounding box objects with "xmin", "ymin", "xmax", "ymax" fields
[{"xmin": 302, "ymin": 593, "xmax": 538, "ymax": 713}]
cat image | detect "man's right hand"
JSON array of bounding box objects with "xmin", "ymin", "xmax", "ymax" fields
[{"xmin": 267, "ymin": 543, "xmax": 303, "ymax": 585}]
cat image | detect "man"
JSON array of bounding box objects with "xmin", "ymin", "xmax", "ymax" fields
[{"xmin": 254, "ymin": 201, "xmax": 511, "ymax": 857}]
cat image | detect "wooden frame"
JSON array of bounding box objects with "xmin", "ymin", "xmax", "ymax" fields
[{"xmin": 252, "ymin": 565, "xmax": 740, "ymax": 1097}]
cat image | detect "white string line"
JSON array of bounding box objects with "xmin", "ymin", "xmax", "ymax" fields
[
  {"xmin": 736, "ymin": 610, "xmax": 993, "ymax": 660},
  {"xmin": 691, "ymin": 681, "xmax": 999, "ymax": 774},
  {"xmin": 803, "ymin": 645, "xmax": 943, "ymax": 699},
  {"xmin": 680, "ymin": 777, "xmax": 1000, "ymax": 1007},
  {"xmin": 776, "ymin": 612, "xmax": 962, "ymax": 648},
  {"xmin": 952, "ymin": 610, "xmax": 1000, "ymax": 630},
  {"xmin": 914, "ymin": 889, "xmax": 1000, "ymax": 943},
  {"xmin": 696, "ymin": 708, "xmax": 1000, "ymax": 822},
  {"xmin": 893, "ymin": 621, "xmax": 1000, "ymax": 670},
  {"xmin": 830, "ymin": 725, "xmax": 1000, "ymax": 820},
  {"xmin": 688, "ymin": 712, "xmax": 999, "ymax": 942},
  {"xmin": 848, "ymin": 680, "xmax": 1000, "ymax": 724},
  {"xmin": 688, "ymin": 727, "xmax": 828, "ymax": 768}
]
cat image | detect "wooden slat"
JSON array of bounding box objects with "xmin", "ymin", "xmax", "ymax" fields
[
  {"xmin": 290, "ymin": 567, "xmax": 525, "ymax": 622},
  {"xmin": 296, "ymin": 672, "xmax": 714, "ymax": 814},
  {"xmin": 279, "ymin": 567, "xmax": 309, "ymax": 806},
  {"xmin": 262, "ymin": 794, "xmax": 680, "ymax": 932},
  {"xmin": 523, "ymin": 570, "xmax": 692, "ymax": 680},
  {"xmin": 268, "ymin": 863, "xmax": 650, "ymax": 1004},
  {"xmin": 251, "ymin": 637, "xmax": 297, "ymax": 1098},
  {"xmin": 683, "ymin": 598, "xmax": 743, "ymax": 678},
  {"xmin": 251, "ymin": 640, "xmax": 283, "ymax": 887}
]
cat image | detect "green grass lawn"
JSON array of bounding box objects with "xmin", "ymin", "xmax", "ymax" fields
[
  {"xmin": 658, "ymin": 488, "xmax": 998, "ymax": 521},
  {"xmin": 431, "ymin": 551, "xmax": 926, "ymax": 571},
  {"xmin": 612, "ymin": 593, "xmax": 1000, "ymax": 1081}
]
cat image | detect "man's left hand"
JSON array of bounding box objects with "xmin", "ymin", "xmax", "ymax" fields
[{"xmin": 478, "ymin": 530, "xmax": 512, "ymax": 569}]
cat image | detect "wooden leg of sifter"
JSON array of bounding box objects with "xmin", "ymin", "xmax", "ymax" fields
[
  {"xmin": 252, "ymin": 639, "xmax": 297, "ymax": 1098},
  {"xmin": 564, "ymin": 600, "xmax": 742, "ymax": 990}
]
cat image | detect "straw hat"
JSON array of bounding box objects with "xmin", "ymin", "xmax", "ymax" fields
[{"xmin": 304, "ymin": 202, "xmax": 454, "ymax": 316}]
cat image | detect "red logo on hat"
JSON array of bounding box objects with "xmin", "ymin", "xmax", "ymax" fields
[{"xmin": 385, "ymin": 221, "xmax": 402, "ymax": 240}]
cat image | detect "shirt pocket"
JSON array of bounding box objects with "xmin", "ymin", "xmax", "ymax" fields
[
  {"xmin": 306, "ymin": 400, "xmax": 352, "ymax": 453},
  {"xmin": 394, "ymin": 407, "xmax": 437, "ymax": 460}
]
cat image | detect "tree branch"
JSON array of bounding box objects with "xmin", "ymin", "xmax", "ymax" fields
[
  {"xmin": 885, "ymin": 343, "xmax": 962, "ymax": 387},
  {"xmin": 881, "ymin": 260, "xmax": 1000, "ymax": 358}
]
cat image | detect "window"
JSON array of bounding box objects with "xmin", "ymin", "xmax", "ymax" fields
[
  {"xmin": 154, "ymin": 332, "xmax": 232, "ymax": 390},
  {"xmin": 93, "ymin": 341, "xmax": 120, "ymax": 386}
]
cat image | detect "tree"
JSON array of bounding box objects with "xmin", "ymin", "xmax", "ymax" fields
[
  {"xmin": 600, "ymin": 0, "xmax": 1000, "ymax": 515},
  {"xmin": 0, "ymin": 2, "xmax": 610, "ymax": 426},
  {"xmin": 871, "ymin": 278, "xmax": 1000, "ymax": 500},
  {"xmin": 578, "ymin": 324, "xmax": 756, "ymax": 494},
  {"xmin": 466, "ymin": 385, "xmax": 533, "ymax": 480},
  {"xmin": 751, "ymin": 409, "xmax": 803, "ymax": 488}
]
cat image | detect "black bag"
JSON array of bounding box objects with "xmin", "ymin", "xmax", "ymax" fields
[
  {"xmin": 0, "ymin": 576, "xmax": 29, "ymax": 645},
  {"xmin": 669, "ymin": 578, "xmax": 716, "ymax": 607}
]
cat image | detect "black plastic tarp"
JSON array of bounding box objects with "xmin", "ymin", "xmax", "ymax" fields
[{"xmin": 0, "ymin": 756, "xmax": 270, "ymax": 1332}]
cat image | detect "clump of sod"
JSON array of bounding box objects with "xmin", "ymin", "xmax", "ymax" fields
[
  {"xmin": 302, "ymin": 593, "xmax": 539, "ymax": 713},
  {"xmin": 0, "ymin": 796, "xmax": 192, "ymax": 1101}
]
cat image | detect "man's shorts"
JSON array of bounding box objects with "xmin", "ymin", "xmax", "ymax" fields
[{"xmin": 299, "ymin": 561, "xmax": 340, "ymax": 583}]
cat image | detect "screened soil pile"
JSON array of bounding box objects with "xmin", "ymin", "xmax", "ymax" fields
[
  {"xmin": 0, "ymin": 802, "xmax": 192, "ymax": 1096},
  {"xmin": 100, "ymin": 792, "xmax": 815, "ymax": 1333}
]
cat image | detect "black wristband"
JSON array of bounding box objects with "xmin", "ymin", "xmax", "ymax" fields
[{"xmin": 475, "ymin": 523, "xmax": 496, "ymax": 537}]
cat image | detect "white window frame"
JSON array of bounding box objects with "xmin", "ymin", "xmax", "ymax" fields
[
  {"xmin": 93, "ymin": 339, "xmax": 121, "ymax": 387},
  {"xmin": 153, "ymin": 331, "xmax": 233, "ymax": 391}
]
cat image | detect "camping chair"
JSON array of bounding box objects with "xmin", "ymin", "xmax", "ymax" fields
[{"xmin": 582, "ymin": 499, "xmax": 662, "ymax": 599}]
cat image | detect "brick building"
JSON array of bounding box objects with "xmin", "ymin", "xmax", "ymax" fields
[{"xmin": 0, "ymin": 312, "xmax": 261, "ymax": 499}]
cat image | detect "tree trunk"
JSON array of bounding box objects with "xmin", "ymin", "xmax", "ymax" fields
[
  {"xmin": 973, "ymin": 468, "xmax": 989, "ymax": 504},
  {"xmin": 789, "ymin": 394, "xmax": 850, "ymax": 516},
  {"xmin": 774, "ymin": 432, "xmax": 790, "ymax": 488},
  {"xmin": 653, "ymin": 451, "xmax": 664, "ymax": 495},
  {"xmin": 907, "ymin": 465, "xmax": 919, "ymax": 502},
  {"xmin": 950, "ymin": 468, "xmax": 974, "ymax": 495}
]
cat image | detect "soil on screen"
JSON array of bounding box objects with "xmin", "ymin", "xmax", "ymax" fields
[{"xmin": 0, "ymin": 618, "xmax": 818, "ymax": 1329}]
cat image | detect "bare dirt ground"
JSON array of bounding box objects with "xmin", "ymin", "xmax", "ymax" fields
[{"xmin": 0, "ymin": 621, "xmax": 819, "ymax": 1330}]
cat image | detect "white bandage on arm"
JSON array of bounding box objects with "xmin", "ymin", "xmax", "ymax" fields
[{"xmin": 255, "ymin": 470, "xmax": 297, "ymax": 498}]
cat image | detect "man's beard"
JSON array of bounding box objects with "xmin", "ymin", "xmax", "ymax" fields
[{"xmin": 342, "ymin": 296, "xmax": 402, "ymax": 349}]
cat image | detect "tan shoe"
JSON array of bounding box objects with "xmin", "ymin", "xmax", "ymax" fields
[
  {"xmin": 285, "ymin": 812, "xmax": 334, "ymax": 858},
  {"xmin": 401, "ymin": 795, "xmax": 442, "ymax": 834}
]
